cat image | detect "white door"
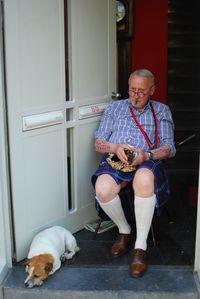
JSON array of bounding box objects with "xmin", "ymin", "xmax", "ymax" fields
[{"xmin": 4, "ymin": 0, "xmax": 116, "ymax": 261}]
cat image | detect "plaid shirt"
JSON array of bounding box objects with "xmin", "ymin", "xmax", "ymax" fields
[{"xmin": 95, "ymin": 98, "xmax": 176, "ymax": 157}]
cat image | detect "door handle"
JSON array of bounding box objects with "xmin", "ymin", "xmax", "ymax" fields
[{"xmin": 111, "ymin": 92, "xmax": 121, "ymax": 100}]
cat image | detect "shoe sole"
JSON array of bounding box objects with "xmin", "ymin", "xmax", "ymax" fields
[
  {"xmin": 129, "ymin": 266, "xmax": 147, "ymax": 278},
  {"xmin": 111, "ymin": 248, "xmax": 130, "ymax": 258},
  {"xmin": 129, "ymin": 271, "xmax": 145, "ymax": 278}
]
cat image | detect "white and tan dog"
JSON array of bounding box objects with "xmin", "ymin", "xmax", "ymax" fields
[{"xmin": 24, "ymin": 226, "xmax": 80, "ymax": 288}]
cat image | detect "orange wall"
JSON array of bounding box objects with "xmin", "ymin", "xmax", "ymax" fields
[{"xmin": 131, "ymin": 0, "xmax": 168, "ymax": 102}]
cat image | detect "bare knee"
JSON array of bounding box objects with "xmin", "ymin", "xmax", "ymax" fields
[
  {"xmin": 133, "ymin": 168, "xmax": 154, "ymax": 197},
  {"xmin": 95, "ymin": 184, "xmax": 119, "ymax": 203},
  {"xmin": 95, "ymin": 175, "xmax": 121, "ymax": 203}
]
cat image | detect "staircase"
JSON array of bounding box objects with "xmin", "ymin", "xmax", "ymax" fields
[{"xmin": 167, "ymin": 0, "xmax": 200, "ymax": 185}]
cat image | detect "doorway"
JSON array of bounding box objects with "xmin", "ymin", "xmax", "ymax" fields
[{"xmin": 166, "ymin": 0, "xmax": 200, "ymax": 266}]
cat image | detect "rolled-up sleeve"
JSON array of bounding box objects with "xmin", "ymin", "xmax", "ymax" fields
[{"xmin": 159, "ymin": 106, "xmax": 176, "ymax": 157}]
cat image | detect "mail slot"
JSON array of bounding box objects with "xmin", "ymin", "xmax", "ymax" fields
[{"xmin": 22, "ymin": 110, "xmax": 64, "ymax": 131}]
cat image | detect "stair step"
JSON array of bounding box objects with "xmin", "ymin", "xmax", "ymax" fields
[{"xmin": 2, "ymin": 265, "xmax": 200, "ymax": 299}]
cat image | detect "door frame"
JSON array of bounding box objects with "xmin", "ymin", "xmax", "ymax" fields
[
  {"xmin": 194, "ymin": 156, "xmax": 200, "ymax": 278},
  {"xmin": 0, "ymin": 0, "xmax": 12, "ymax": 281}
]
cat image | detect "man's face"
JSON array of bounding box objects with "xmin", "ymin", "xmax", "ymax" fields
[{"xmin": 128, "ymin": 75, "xmax": 155, "ymax": 110}]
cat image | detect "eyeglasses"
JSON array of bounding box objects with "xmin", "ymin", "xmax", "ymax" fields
[{"xmin": 128, "ymin": 89, "xmax": 148, "ymax": 98}]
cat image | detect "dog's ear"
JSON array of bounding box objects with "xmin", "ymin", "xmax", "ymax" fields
[
  {"xmin": 45, "ymin": 262, "xmax": 53, "ymax": 274},
  {"xmin": 23, "ymin": 259, "xmax": 30, "ymax": 266}
]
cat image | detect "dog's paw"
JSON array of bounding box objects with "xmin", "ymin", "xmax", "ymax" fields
[
  {"xmin": 60, "ymin": 253, "xmax": 67, "ymax": 262},
  {"xmin": 61, "ymin": 251, "xmax": 75, "ymax": 261}
]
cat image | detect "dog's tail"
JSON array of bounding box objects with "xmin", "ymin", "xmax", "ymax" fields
[{"xmin": 75, "ymin": 245, "xmax": 80, "ymax": 252}]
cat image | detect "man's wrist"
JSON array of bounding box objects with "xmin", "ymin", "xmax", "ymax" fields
[
  {"xmin": 147, "ymin": 151, "xmax": 154, "ymax": 161},
  {"xmin": 110, "ymin": 143, "xmax": 117, "ymax": 154}
]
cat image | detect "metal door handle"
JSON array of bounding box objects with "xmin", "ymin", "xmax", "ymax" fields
[{"xmin": 111, "ymin": 92, "xmax": 121, "ymax": 99}]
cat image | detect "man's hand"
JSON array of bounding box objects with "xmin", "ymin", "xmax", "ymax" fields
[
  {"xmin": 114, "ymin": 144, "xmax": 136, "ymax": 165},
  {"xmin": 95, "ymin": 139, "xmax": 135, "ymax": 165},
  {"xmin": 124, "ymin": 148, "xmax": 149, "ymax": 166},
  {"xmin": 128, "ymin": 144, "xmax": 171, "ymax": 166}
]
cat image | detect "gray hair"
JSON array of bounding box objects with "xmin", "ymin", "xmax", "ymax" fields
[{"xmin": 129, "ymin": 69, "xmax": 155, "ymax": 85}]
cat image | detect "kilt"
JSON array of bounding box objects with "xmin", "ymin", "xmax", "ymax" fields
[{"xmin": 91, "ymin": 154, "xmax": 170, "ymax": 214}]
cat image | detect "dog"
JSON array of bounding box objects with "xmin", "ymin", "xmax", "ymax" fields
[{"xmin": 24, "ymin": 226, "xmax": 80, "ymax": 288}]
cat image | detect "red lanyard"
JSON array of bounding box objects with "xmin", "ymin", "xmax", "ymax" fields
[{"xmin": 129, "ymin": 102, "xmax": 158, "ymax": 150}]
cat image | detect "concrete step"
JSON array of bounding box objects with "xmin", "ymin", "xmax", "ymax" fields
[{"xmin": 1, "ymin": 264, "xmax": 200, "ymax": 299}]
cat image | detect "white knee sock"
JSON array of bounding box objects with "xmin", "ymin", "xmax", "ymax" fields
[
  {"xmin": 97, "ymin": 195, "xmax": 131, "ymax": 234},
  {"xmin": 134, "ymin": 194, "xmax": 156, "ymax": 250}
]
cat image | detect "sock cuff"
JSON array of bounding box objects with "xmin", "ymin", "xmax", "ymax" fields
[
  {"xmin": 135, "ymin": 194, "xmax": 156, "ymax": 200},
  {"xmin": 96, "ymin": 194, "xmax": 120, "ymax": 206}
]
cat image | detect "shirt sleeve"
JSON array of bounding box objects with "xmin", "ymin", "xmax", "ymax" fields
[
  {"xmin": 159, "ymin": 105, "xmax": 176, "ymax": 157},
  {"xmin": 94, "ymin": 101, "xmax": 115, "ymax": 141}
]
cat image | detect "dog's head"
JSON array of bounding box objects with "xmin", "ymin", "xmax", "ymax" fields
[{"xmin": 24, "ymin": 254, "xmax": 54, "ymax": 288}]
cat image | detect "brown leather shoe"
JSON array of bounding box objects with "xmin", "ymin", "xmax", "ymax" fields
[
  {"xmin": 129, "ymin": 249, "xmax": 147, "ymax": 278},
  {"xmin": 111, "ymin": 233, "xmax": 131, "ymax": 258}
]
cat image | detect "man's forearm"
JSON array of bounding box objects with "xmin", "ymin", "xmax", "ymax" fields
[
  {"xmin": 151, "ymin": 145, "xmax": 171, "ymax": 160},
  {"xmin": 95, "ymin": 139, "xmax": 116, "ymax": 154}
]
